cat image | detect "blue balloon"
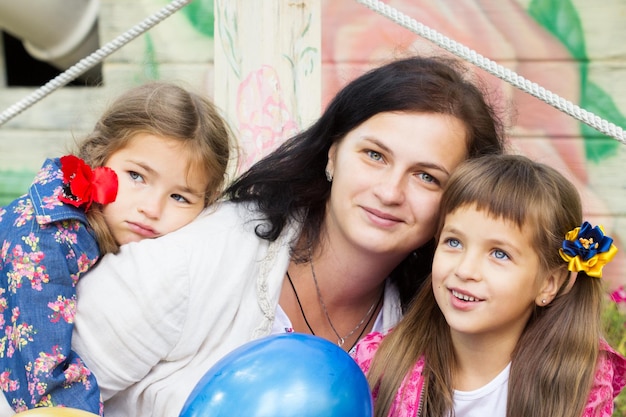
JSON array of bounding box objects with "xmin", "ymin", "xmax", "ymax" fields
[{"xmin": 179, "ymin": 333, "xmax": 373, "ymax": 417}]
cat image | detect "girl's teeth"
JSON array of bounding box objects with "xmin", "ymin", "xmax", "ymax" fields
[{"xmin": 452, "ymin": 290, "xmax": 477, "ymax": 302}]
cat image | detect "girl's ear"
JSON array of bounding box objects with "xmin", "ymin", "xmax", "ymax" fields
[{"xmin": 535, "ymin": 268, "xmax": 568, "ymax": 307}]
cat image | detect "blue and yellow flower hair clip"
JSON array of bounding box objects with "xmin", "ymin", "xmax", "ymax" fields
[{"xmin": 559, "ymin": 221, "xmax": 618, "ymax": 278}]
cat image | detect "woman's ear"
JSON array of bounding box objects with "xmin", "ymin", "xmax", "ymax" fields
[
  {"xmin": 535, "ymin": 268, "xmax": 568, "ymax": 306},
  {"xmin": 326, "ymin": 143, "xmax": 337, "ymax": 180}
]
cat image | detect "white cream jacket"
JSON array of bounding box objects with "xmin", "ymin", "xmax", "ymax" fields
[{"xmin": 0, "ymin": 201, "xmax": 402, "ymax": 417}]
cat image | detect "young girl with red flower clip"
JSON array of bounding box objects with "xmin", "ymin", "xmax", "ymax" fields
[
  {"xmin": 0, "ymin": 82, "xmax": 232, "ymax": 415},
  {"xmin": 354, "ymin": 154, "xmax": 626, "ymax": 417}
]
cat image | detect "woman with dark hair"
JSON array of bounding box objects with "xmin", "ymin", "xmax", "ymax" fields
[{"xmin": 66, "ymin": 56, "xmax": 505, "ymax": 417}]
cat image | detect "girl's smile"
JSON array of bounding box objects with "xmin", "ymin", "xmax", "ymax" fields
[{"xmin": 432, "ymin": 204, "xmax": 547, "ymax": 346}]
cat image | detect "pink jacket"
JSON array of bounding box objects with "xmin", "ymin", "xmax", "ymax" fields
[{"xmin": 353, "ymin": 332, "xmax": 626, "ymax": 417}]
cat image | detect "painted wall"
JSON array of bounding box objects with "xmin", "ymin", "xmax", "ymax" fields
[
  {"xmin": 321, "ymin": 0, "xmax": 626, "ymax": 290},
  {"xmin": 0, "ymin": 0, "xmax": 625, "ymax": 289}
]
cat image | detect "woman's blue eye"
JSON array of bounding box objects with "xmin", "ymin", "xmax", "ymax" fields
[
  {"xmin": 418, "ymin": 172, "xmax": 435, "ymax": 183},
  {"xmin": 367, "ymin": 150, "xmax": 383, "ymax": 161}
]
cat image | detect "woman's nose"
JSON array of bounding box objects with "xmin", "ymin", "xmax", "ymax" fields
[{"xmin": 373, "ymin": 171, "xmax": 405, "ymax": 205}]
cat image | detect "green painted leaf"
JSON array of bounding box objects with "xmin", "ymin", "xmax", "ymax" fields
[
  {"xmin": 528, "ymin": 0, "xmax": 625, "ymax": 161},
  {"xmin": 182, "ymin": 0, "xmax": 214, "ymax": 38},
  {"xmin": 528, "ymin": 0, "xmax": 587, "ymax": 62},
  {"xmin": 142, "ymin": 34, "xmax": 160, "ymax": 81},
  {"xmin": 580, "ymin": 82, "xmax": 622, "ymax": 161}
]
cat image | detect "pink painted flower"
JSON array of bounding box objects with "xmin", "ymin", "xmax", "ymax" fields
[{"xmin": 236, "ymin": 65, "xmax": 299, "ymax": 173}]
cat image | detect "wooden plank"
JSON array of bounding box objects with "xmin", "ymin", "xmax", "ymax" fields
[
  {"xmin": 0, "ymin": 130, "xmax": 76, "ymax": 171},
  {"xmin": 99, "ymin": 0, "xmax": 214, "ymax": 64},
  {"xmin": 214, "ymin": 0, "xmax": 321, "ymax": 173},
  {"xmin": 571, "ymin": 0, "xmax": 626, "ymax": 61}
]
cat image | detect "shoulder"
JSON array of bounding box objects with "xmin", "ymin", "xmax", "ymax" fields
[
  {"xmin": 178, "ymin": 200, "xmax": 300, "ymax": 252},
  {"xmin": 28, "ymin": 158, "xmax": 90, "ymax": 224},
  {"xmin": 352, "ymin": 331, "xmax": 386, "ymax": 373},
  {"xmin": 182, "ymin": 201, "xmax": 264, "ymax": 237},
  {"xmin": 583, "ymin": 340, "xmax": 626, "ymax": 416},
  {"xmin": 598, "ymin": 340, "xmax": 626, "ymax": 394},
  {"xmin": 155, "ymin": 201, "xmax": 272, "ymax": 259}
]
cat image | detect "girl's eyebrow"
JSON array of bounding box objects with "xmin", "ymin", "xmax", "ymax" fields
[
  {"xmin": 127, "ymin": 159, "xmax": 156, "ymax": 175},
  {"xmin": 441, "ymin": 225, "xmax": 463, "ymax": 236}
]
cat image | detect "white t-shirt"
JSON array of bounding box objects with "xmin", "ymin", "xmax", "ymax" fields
[{"xmin": 453, "ymin": 363, "xmax": 510, "ymax": 417}]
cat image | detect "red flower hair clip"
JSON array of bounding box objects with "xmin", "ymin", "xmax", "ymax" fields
[{"xmin": 59, "ymin": 155, "xmax": 118, "ymax": 210}]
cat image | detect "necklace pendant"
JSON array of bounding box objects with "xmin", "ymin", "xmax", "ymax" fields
[{"xmin": 337, "ymin": 337, "xmax": 345, "ymax": 347}]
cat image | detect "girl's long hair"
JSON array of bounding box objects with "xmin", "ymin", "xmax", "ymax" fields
[
  {"xmin": 226, "ymin": 55, "xmax": 505, "ymax": 308},
  {"xmin": 367, "ymin": 154, "xmax": 603, "ymax": 417},
  {"xmin": 75, "ymin": 82, "xmax": 233, "ymax": 254}
]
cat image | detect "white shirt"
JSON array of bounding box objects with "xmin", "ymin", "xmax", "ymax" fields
[
  {"xmin": 0, "ymin": 201, "xmax": 403, "ymax": 417},
  {"xmin": 454, "ymin": 363, "xmax": 510, "ymax": 417}
]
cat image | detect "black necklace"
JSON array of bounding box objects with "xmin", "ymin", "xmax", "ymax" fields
[
  {"xmin": 349, "ymin": 295, "xmax": 381, "ymax": 351},
  {"xmin": 285, "ymin": 271, "xmax": 383, "ymax": 351},
  {"xmin": 286, "ymin": 271, "xmax": 316, "ymax": 334}
]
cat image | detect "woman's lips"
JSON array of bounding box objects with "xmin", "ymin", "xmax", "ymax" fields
[{"xmin": 362, "ymin": 206, "xmax": 403, "ymax": 227}]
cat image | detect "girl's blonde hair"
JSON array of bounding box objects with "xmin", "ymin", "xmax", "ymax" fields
[
  {"xmin": 367, "ymin": 154, "xmax": 604, "ymax": 417},
  {"xmin": 75, "ymin": 82, "xmax": 233, "ymax": 254}
]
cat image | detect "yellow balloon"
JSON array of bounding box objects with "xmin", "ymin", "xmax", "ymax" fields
[{"xmin": 14, "ymin": 408, "xmax": 99, "ymax": 417}]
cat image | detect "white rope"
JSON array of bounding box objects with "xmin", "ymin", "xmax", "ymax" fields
[
  {"xmin": 0, "ymin": 0, "xmax": 193, "ymax": 126},
  {"xmin": 356, "ymin": 0, "xmax": 626, "ymax": 146}
]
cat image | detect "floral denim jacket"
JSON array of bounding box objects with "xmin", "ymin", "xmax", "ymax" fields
[
  {"xmin": 0, "ymin": 158, "xmax": 102, "ymax": 414},
  {"xmin": 354, "ymin": 331, "xmax": 626, "ymax": 417}
]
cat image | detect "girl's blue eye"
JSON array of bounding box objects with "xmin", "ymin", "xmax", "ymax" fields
[
  {"xmin": 129, "ymin": 171, "xmax": 144, "ymax": 182},
  {"xmin": 171, "ymin": 194, "xmax": 190, "ymax": 204},
  {"xmin": 367, "ymin": 150, "xmax": 383, "ymax": 161},
  {"xmin": 493, "ymin": 250, "xmax": 509, "ymax": 260},
  {"xmin": 446, "ymin": 238, "xmax": 461, "ymax": 249}
]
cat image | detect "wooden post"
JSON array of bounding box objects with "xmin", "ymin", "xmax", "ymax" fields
[{"xmin": 214, "ymin": 0, "xmax": 321, "ymax": 175}]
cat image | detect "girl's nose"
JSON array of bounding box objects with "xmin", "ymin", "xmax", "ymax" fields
[
  {"xmin": 137, "ymin": 196, "xmax": 163, "ymax": 220},
  {"xmin": 454, "ymin": 252, "xmax": 482, "ymax": 282}
]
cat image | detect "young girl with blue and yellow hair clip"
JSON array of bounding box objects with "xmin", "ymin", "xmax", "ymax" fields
[{"xmin": 355, "ymin": 154, "xmax": 626, "ymax": 417}]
